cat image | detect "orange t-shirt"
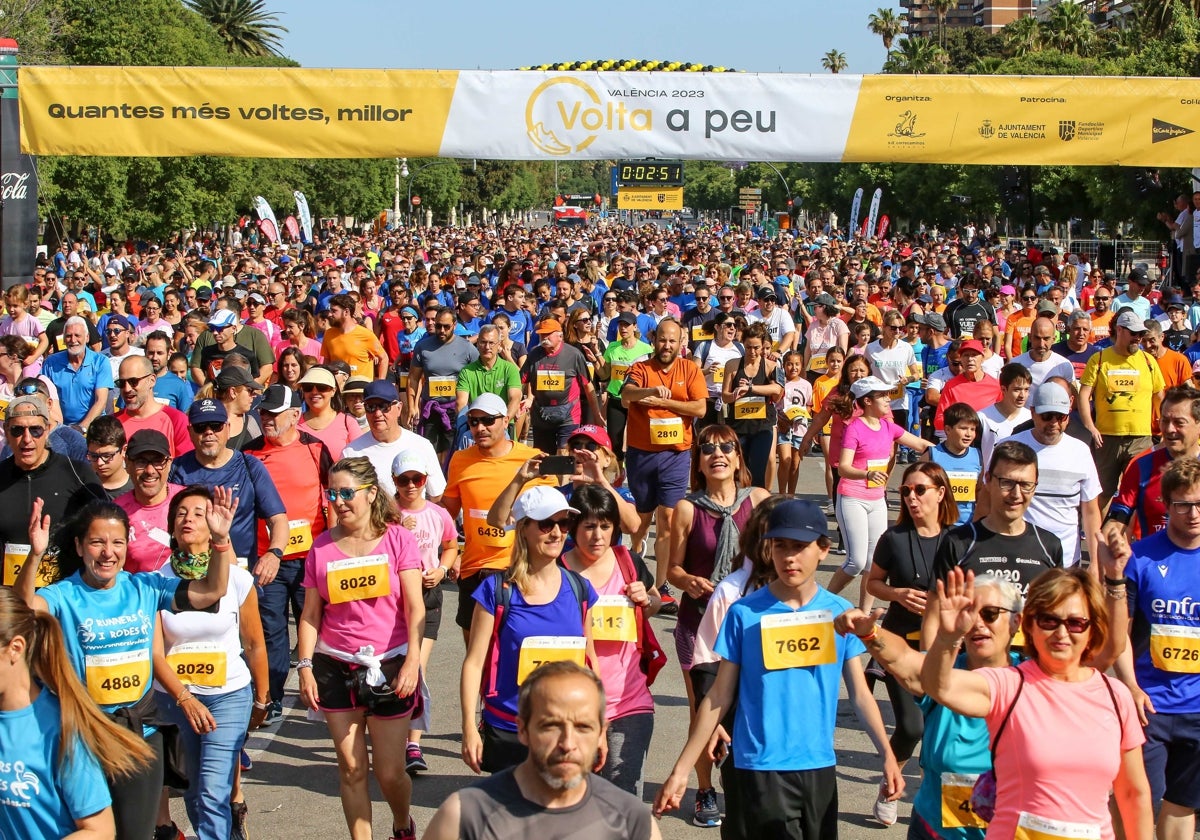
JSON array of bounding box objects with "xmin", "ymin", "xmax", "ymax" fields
[
  {"xmin": 321, "ymin": 325, "xmax": 385, "ymax": 379},
  {"xmin": 624, "ymin": 357, "xmax": 707, "ymax": 452},
  {"xmin": 1090, "ymin": 310, "xmax": 1114, "ymax": 343},
  {"xmin": 1004, "ymin": 312, "xmax": 1036, "ymax": 359},
  {"xmin": 249, "ymin": 432, "xmax": 332, "ymax": 559},
  {"xmin": 443, "ymin": 441, "xmax": 555, "ymax": 578}
]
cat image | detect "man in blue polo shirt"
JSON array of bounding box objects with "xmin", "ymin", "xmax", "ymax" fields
[{"xmin": 41, "ymin": 316, "xmax": 113, "ymax": 431}]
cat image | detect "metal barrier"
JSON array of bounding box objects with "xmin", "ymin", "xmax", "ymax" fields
[{"xmin": 1064, "ymin": 238, "xmax": 1169, "ymax": 282}]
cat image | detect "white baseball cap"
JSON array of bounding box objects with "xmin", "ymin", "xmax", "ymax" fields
[{"xmin": 511, "ymin": 486, "xmax": 579, "ymax": 524}]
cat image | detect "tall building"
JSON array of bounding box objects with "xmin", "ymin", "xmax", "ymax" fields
[{"xmin": 900, "ymin": 0, "xmax": 1034, "ymax": 36}]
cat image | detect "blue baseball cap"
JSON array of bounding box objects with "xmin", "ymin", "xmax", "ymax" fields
[
  {"xmin": 763, "ymin": 499, "xmax": 829, "ymax": 542},
  {"xmin": 188, "ymin": 398, "xmax": 228, "ymax": 426},
  {"xmin": 363, "ymin": 381, "xmax": 400, "ymax": 403}
]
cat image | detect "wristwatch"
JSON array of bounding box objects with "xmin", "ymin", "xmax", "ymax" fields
[{"xmin": 267, "ymin": 547, "xmax": 284, "ymax": 560}]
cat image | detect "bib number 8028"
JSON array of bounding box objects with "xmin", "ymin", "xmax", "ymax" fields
[{"xmin": 338, "ymin": 574, "xmax": 378, "ymax": 591}]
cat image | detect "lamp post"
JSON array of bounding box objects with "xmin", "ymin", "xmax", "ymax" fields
[
  {"xmin": 394, "ymin": 157, "xmax": 408, "ymax": 222},
  {"xmin": 405, "ymin": 159, "xmax": 461, "ymax": 229}
]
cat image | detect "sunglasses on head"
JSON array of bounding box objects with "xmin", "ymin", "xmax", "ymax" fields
[
  {"xmin": 699, "ymin": 441, "xmax": 737, "ymax": 456},
  {"xmin": 535, "ymin": 515, "xmax": 576, "ymax": 533},
  {"xmin": 393, "ymin": 473, "xmax": 427, "ymax": 489},
  {"xmin": 13, "ymin": 383, "xmax": 40, "ymax": 397},
  {"xmin": 978, "ymin": 606, "xmax": 1012, "ymax": 625},
  {"xmin": 1034, "ymin": 613, "xmax": 1091, "ymax": 634}
]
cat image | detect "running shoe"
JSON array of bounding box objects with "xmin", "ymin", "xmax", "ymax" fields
[
  {"xmin": 153, "ymin": 822, "xmax": 185, "ymax": 840},
  {"xmin": 873, "ymin": 786, "xmax": 899, "ymax": 826},
  {"xmin": 658, "ymin": 584, "xmax": 678, "ymax": 616},
  {"xmin": 263, "ymin": 700, "xmax": 283, "ymax": 726},
  {"xmin": 231, "ymin": 801, "xmax": 249, "ymax": 840},
  {"xmin": 693, "ymin": 787, "xmax": 722, "ymax": 827},
  {"xmin": 240, "ymin": 748, "xmax": 253, "ymax": 772},
  {"xmin": 406, "ymin": 743, "xmax": 428, "ymax": 775},
  {"xmin": 392, "ymin": 816, "xmax": 417, "ymax": 839}
]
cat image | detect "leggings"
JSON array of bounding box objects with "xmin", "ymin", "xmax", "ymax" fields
[
  {"xmin": 737, "ymin": 428, "xmax": 776, "ymax": 490},
  {"xmin": 111, "ymin": 729, "xmax": 165, "ymax": 840},
  {"xmin": 835, "ymin": 495, "xmax": 888, "ymax": 577},
  {"xmin": 881, "ymin": 669, "xmax": 924, "ymax": 762},
  {"xmin": 606, "ymin": 398, "xmax": 629, "ymax": 462},
  {"xmin": 601, "ymin": 712, "xmax": 654, "ymax": 798}
]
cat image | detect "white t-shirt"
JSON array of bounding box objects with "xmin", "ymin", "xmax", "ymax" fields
[
  {"xmin": 104, "ymin": 346, "xmax": 145, "ymax": 380},
  {"xmin": 343, "ymin": 427, "xmax": 446, "ymax": 498},
  {"xmin": 866, "ymin": 339, "xmax": 918, "ymax": 410},
  {"xmin": 979, "ymin": 404, "xmax": 1032, "ymax": 469},
  {"xmin": 982, "ymin": 352, "xmax": 1003, "ymax": 379},
  {"xmin": 1011, "ymin": 351, "xmax": 1077, "ymax": 405},
  {"xmin": 759, "ymin": 306, "xmax": 796, "ymax": 350},
  {"xmin": 698, "ymin": 340, "xmax": 743, "ymax": 400},
  {"xmin": 156, "ymin": 564, "xmax": 256, "ymax": 695},
  {"xmin": 1004, "ymin": 430, "xmax": 1102, "ymax": 567}
]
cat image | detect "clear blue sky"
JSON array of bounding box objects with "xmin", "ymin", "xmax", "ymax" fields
[{"xmin": 277, "ymin": 1, "xmax": 894, "ymax": 75}]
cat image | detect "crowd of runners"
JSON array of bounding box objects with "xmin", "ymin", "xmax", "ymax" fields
[{"xmin": 0, "ymin": 218, "xmax": 1196, "ymax": 840}]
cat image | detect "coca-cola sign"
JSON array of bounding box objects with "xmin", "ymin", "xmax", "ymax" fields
[{"xmin": 1, "ymin": 171, "xmax": 29, "ymax": 201}]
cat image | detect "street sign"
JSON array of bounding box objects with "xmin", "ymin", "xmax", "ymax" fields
[
  {"xmin": 411, "ymin": 195, "xmax": 421, "ymax": 206},
  {"xmin": 739, "ymin": 187, "xmax": 762, "ymax": 196}
]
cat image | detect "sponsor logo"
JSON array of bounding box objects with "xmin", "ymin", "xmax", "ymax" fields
[
  {"xmin": 978, "ymin": 119, "xmax": 995, "ymax": 139},
  {"xmin": 995, "ymin": 123, "xmax": 1046, "ymax": 140},
  {"xmin": 1152, "ymin": 118, "xmax": 1194, "ymax": 144},
  {"xmin": 525, "ymin": 76, "xmax": 652, "ymax": 156},
  {"xmin": 1059, "ymin": 120, "xmax": 1076, "ymax": 141},
  {"xmin": 887, "ymin": 110, "xmax": 926, "ymax": 147}
]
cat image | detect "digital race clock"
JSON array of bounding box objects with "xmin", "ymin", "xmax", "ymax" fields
[{"xmin": 615, "ymin": 161, "xmax": 684, "ymax": 187}]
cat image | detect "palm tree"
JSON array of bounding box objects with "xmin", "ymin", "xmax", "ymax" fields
[
  {"xmin": 1141, "ymin": 0, "xmax": 1200, "ymax": 36},
  {"xmin": 883, "ymin": 37, "xmax": 949, "ymax": 73},
  {"xmin": 186, "ymin": 0, "xmax": 288, "ymax": 57},
  {"xmin": 1002, "ymin": 15, "xmax": 1043, "ymax": 56},
  {"xmin": 868, "ymin": 8, "xmax": 906, "ymax": 51},
  {"xmin": 821, "ymin": 49, "xmax": 849, "ymax": 73},
  {"xmin": 1046, "ymin": 0, "xmax": 1096, "ymax": 55},
  {"xmin": 931, "ymin": 0, "xmax": 955, "ymax": 46}
]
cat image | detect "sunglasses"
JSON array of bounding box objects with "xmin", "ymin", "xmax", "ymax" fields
[
  {"xmin": 115, "ymin": 374, "xmax": 152, "ymax": 390},
  {"xmin": 899, "ymin": 484, "xmax": 935, "ymax": 497},
  {"xmin": 364, "ymin": 401, "xmax": 396, "ymax": 414},
  {"xmin": 535, "ymin": 515, "xmax": 576, "ymax": 533},
  {"xmin": 467, "ymin": 414, "xmax": 502, "ymax": 427},
  {"xmin": 325, "ymin": 485, "xmax": 372, "ymax": 502},
  {"xmin": 569, "ymin": 439, "xmax": 600, "ymax": 452},
  {"xmin": 301, "ymin": 384, "xmax": 333, "ymax": 393},
  {"xmin": 699, "ymin": 441, "xmax": 737, "ymax": 456},
  {"xmin": 1038, "ymin": 412, "xmax": 1067, "ymax": 422},
  {"xmin": 13, "ymin": 383, "xmax": 40, "ymax": 397},
  {"xmin": 978, "ymin": 606, "xmax": 1012, "ymax": 625},
  {"xmin": 1021, "ymin": 296, "xmax": 1037, "ymax": 302},
  {"xmin": 5, "ymin": 424, "xmax": 45, "ymax": 439},
  {"xmin": 393, "ymin": 473, "xmax": 427, "ymax": 489},
  {"xmin": 106, "ymin": 327, "xmax": 127, "ymax": 335},
  {"xmin": 191, "ymin": 422, "xmax": 225, "ymax": 435},
  {"xmin": 1033, "ymin": 613, "xmax": 1091, "ymax": 634},
  {"xmin": 1094, "ymin": 297, "xmax": 1111, "ymax": 302}
]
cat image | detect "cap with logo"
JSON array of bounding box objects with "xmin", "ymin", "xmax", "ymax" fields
[
  {"xmin": 849, "ymin": 376, "xmax": 892, "ymax": 399},
  {"xmin": 188, "ymin": 398, "xmax": 228, "ymax": 425},
  {"xmin": 762, "ymin": 499, "xmax": 829, "ymax": 542},
  {"xmin": 207, "ymin": 309, "xmax": 238, "ymax": 329},
  {"xmin": 259, "ymin": 384, "xmax": 301, "ymax": 413}
]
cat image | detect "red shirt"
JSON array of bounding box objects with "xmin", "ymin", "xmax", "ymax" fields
[{"xmin": 935, "ymin": 373, "xmax": 1001, "ymax": 431}]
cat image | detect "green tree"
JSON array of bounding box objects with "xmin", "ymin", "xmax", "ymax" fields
[
  {"xmin": 680, "ymin": 162, "xmax": 738, "ymax": 212},
  {"xmin": 1002, "ymin": 15, "xmax": 1043, "ymax": 56},
  {"xmin": 883, "ymin": 37, "xmax": 948, "ymax": 73},
  {"xmin": 931, "ymin": 0, "xmax": 955, "ymax": 46},
  {"xmin": 185, "ymin": 0, "xmax": 288, "ymax": 57},
  {"xmin": 1141, "ymin": 0, "xmax": 1200, "ymax": 37},
  {"xmin": 868, "ymin": 8, "xmax": 906, "ymax": 51},
  {"xmin": 405, "ymin": 159, "xmax": 464, "ymax": 219},
  {"xmin": 821, "ymin": 49, "xmax": 848, "ymax": 73},
  {"xmin": 942, "ymin": 27, "xmax": 1005, "ymax": 72},
  {"xmin": 1045, "ymin": 1, "xmax": 1096, "ymax": 56},
  {"xmin": 0, "ymin": 0, "xmax": 65, "ymax": 64}
]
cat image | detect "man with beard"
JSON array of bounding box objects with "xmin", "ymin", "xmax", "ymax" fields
[
  {"xmin": 143, "ymin": 330, "xmax": 193, "ymax": 410},
  {"xmin": 522, "ymin": 318, "xmax": 601, "ymax": 454},
  {"xmin": 425, "ymin": 661, "xmax": 659, "ymax": 840},
  {"xmin": 114, "ymin": 355, "xmax": 192, "ymax": 457},
  {"xmin": 41, "ymin": 316, "xmax": 112, "ymax": 432},
  {"xmin": 621, "ymin": 318, "xmax": 707, "ymax": 608}
]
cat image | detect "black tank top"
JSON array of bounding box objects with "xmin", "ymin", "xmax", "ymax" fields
[
  {"xmin": 458, "ymin": 767, "xmax": 653, "ymax": 840},
  {"xmin": 727, "ymin": 357, "xmax": 775, "ymax": 433}
]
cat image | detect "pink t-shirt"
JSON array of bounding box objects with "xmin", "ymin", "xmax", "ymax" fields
[
  {"xmin": 838, "ymin": 417, "xmax": 904, "ymax": 501},
  {"xmin": 980, "ymin": 660, "xmax": 1144, "ymax": 840},
  {"xmin": 116, "ymin": 484, "xmax": 186, "ymax": 574},
  {"xmin": 399, "ymin": 501, "xmax": 456, "ymax": 572},
  {"xmin": 299, "ymin": 412, "xmax": 362, "ymax": 461},
  {"xmin": 302, "ymin": 523, "xmax": 422, "ymax": 653},
  {"xmin": 589, "ymin": 559, "xmax": 654, "ymax": 721}
]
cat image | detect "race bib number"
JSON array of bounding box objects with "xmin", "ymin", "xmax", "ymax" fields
[
  {"xmin": 2, "ymin": 543, "xmax": 54, "ymax": 589},
  {"xmin": 397, "ymin": 371, "xmax": 410, "ymax": 391},
  {"xmin": 517, "ymin": 636, "xmax": 586, "ymax": 685},
  {"xmin": 167, "ymin": 642, "xmax": 228, "ymax": 689},
  {"xmin": 85, "ymin": 650, "xmax": 150, "ymax": 706},
  {"xmin": 428, "ymin": 375, "xmax": 456, "ymax": 399},
  {"xmin": 1149, "ymin": 624, "xmax": 1200, "ymax": 673},
  {"xmin": 610, "ymin": 363, "xmax": 630, "ymax": 384},
  {"xmin": 760, "ymin": 610, "xmax": 837, "ymax": 670},
  {"xmin": 691, "ymin": 322, "xmax": 714, "ymax": 342},
  {"xmin": 784, "ymin": 404, "xmax": 811, "ymax": 422},
  {"xmin": 890, "ymin": 383, "xmax": 906, "ymax": 400},
  {"xmin": 941, "ymin": 773, "xmax": 986, "ymax": 830},
  {"xmin": 808, "ymin": 352, "xmax": 827, "ymax": 373},
  {"xmin": 468, "ymin": 508, "xmax": 512, "ymax": 549},
  {"xmin": 946, "ymin": 471, "xmax": 978, "ymax": 504},
  {"xmin": 866, "ymin": 458, "xmax": 890, "ymax": 489},
  {"xmin": 733, "ymin": 396, "xmax": 767, "ymax": 420},
  {"xmin": 711, "ymin": 364, "xmax": 726, "ymax": 384},
  {"xmin": 649, "ymin": 416, "xmax": 685, "ymax": 445},
  {"xmin": 591, "ymin": 595, "xmax": 637, "ymax": 643},
  {"xmin": 1014, "ymin": 812, "xmax": 1100, "ymax": 840},
  {"xmin": 1105, "ymin": 368, "xmax": 1138, "ymax": 394},
  {"xmin": 287, "ymin": 519, "xmax": 313, "ymax": 555},
  {"xmin": 54, "ymin": 334, "xmax": 65, "ymax": 351},
  {"xmin": 536, "ymin": 369, "xmax": 566, "ymax": 392},
  {"xmin": 154, "ymin": 396, "xmax": 171, "ymax": 407},
  {"xmin": 326, "ymin": 554, "xmax": 391, "ymax": 605}
]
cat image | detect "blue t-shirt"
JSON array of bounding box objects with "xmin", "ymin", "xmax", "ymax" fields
[
  {"xmin": 169, "ymin": 451, "xmax": 286, "ymax": 561},
  {"xmin": 1127, "ymin": 530, "xmax": 1200, "ymax": 714},
  {"xmin": 922, "ymin": 342, "xmax": 951, "ymax": 377},
  {"xmin": 152, "ymin": 373, "xmax": 194, "ymax": 411},
  {"xmin": 473, "ymin": 569, "xmax": 598, "ymax": 731},
  {"xmin": 930, "ymin": 442, "xmax": 982, "ymax": 526},
  {"xmin": 490, "ymin": 306, "xmax": 533, "ymax": 348},
  {"xmin": 0, "ymin": 690, "xmax": 110, "ymax": 838},
  {"xmin": 42, "ymin": 349, "xmax": 115, "ymax": 426},
  {"xmin": 714, "ymin": 585, "xmax": 864, "ymax": 771},
  {"xmin": 39, "ymin": 571, "xmax": 178, "ymax": 719}
]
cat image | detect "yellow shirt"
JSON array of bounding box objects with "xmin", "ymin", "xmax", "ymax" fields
[{"xmin": 1080, "ymin": 346, "xmax": 1164, "ymax": 437}]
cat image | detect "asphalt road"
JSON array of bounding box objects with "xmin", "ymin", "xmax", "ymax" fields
[{"xmin": 169, "ymin": 457, "xmax": 921, "ymax": 839}]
